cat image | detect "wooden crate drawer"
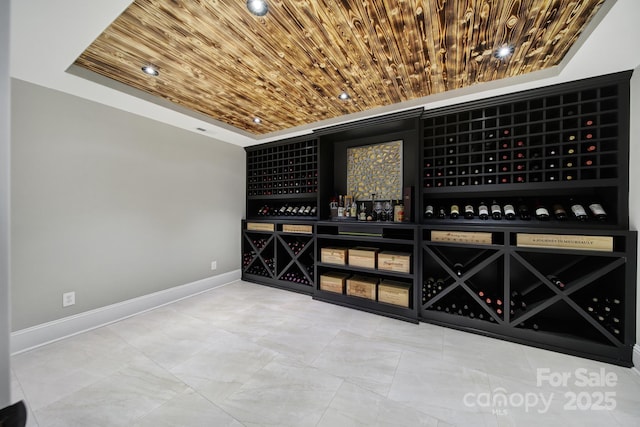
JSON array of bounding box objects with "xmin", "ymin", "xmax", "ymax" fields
[
  {"xmin": 348, "ymin": 247, "xmax": 379, "ymax": 269},
  {"xmin": 321, "ymin": 247, "xmax": 348, "ymax": 265},
  {"xmin": 346, "ymin": 275, "xmax": 378, "ymax": 300},
  {"xmin": 378, "ymin": 280, "xmax": 411, "ymax": 307},
  {"xmin": 246, "ymin": 222, "xmax": 275, "ymax": 232},
  {"xmin": 320, "ymin": 272, "xmax": 350, "ymax": 294},
  {"xmin": 282, "ymin": 224, "xmax": 313, "ymax": 234},
  {"xmin": 378, "ymin": 251, "xmax": 412, "ymax": 273}
]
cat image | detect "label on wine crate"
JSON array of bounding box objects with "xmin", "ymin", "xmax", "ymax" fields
[
  {"xmin": 346, "ymin": 276, "xmax": 378, "ymax": 300},
  {"xmin": 246, "ymin": 222, "xmax": 275, "ymax": 232},
  {"xmin": 516, "ymin": 233, "xmax": 613, "ymax": 252},
  {"xmin": 321, "ymin": 247, "xmax": 348, "ymax": 265},
  {"xmin": 282, "ymin": 224, "xmax": 313, "ymax": 234},
  {"xmin": 431, "ymin": 230, "xmax": 493, "ymax": 245},
  {"xmin": 378, "ymin": 251, "xmax": 412, "ymax": 273},
  {"xmin": 320, "ymin": 272, "xmax": 350, "ymax": 294},
  {"xmin": 378, "ymin": 280, "xmax": 411, "ymax": 307}
]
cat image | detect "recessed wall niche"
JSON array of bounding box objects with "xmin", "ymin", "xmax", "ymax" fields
[{"xmin": 346, "ymin": 140, "xmax": 403, "ymax": 200}]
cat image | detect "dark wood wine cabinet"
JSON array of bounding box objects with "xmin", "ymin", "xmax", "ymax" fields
[
  {"xmin": 246, "ymin": 135, "xmax": 320, "ymax": 220},
  {"xmin": 420, "ymin": 224, "xmax": 637, "ymax": 366},
  {"xmin": 241, "ymin": 220, "xmax": 315, "ymax": 294},
  {"xmin": 241, "ymin": 70, "xmax": 637, "ymax": 366}
]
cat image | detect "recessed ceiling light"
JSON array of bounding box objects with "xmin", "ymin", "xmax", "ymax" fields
[
  {"xmin": 338, "ymin": 92, "xmax": 350, "ymax": 100},
  {"xmin": 141, "ymin": 65, "xmax": 159, "ymax": 76},
  {"xmin": 253, "ymin": 117, "xmax": 262, "ymax": 124},
  {"xmin": 247, "ymin": 0, "xmax": 268, "ymax": 16},
  {"xmin": 495, "ymin": 45, "xmax": 514, "ymax": 59}
]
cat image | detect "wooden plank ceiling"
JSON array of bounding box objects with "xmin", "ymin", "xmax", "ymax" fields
[{"xmin": 74, "ymin": 0, "xmax": 605, "ymax": 135}]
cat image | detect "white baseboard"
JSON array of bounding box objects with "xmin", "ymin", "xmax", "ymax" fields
[
  {"xmin": 10, "ymin": 270, "xmax": 241, "ymax": 355},
  {"xmin": 633, "ymin": 344, "xmax": 640, "ymax": 376}
]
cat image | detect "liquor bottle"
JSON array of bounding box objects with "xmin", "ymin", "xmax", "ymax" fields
[
  {"xmin": 518, "ymin": 200, "xmax": 531, "ymax": 220},
  {"xmin": 478, "ymin": 201, "xmax": 489, "ymax": 220},
  {"xmin": 490, "ymin": 200, "xmax": 502, "ymax": 220},
  {"xmin": 588, "ymin": 203, "xmax": 607, "ymax": 221},
  {"xmin": 350, "ymin": 200, "xmax": 358, "ymax": 218},
  {"xmin": 425, "ymin": 204, "xmax": 434, "ymax": 218},
  {"xmin": 503, "ymin": 203, "xmax": 516, "ymax": 220},
  {"xmin": 534, "ymin": 201, "xmax": 550, "ymax": 220},
  {"xmin": 569, "ymin": 199, "xmax": 588, "ymax": 221},
  {"xmin": 464, "ymin": 204, "xmax": 475, "ymax": 219},
  {"xmin": 450, "ymin": 204, "xmax": 460, "ymax": 219},
  {"xmin": 552, "ymin": 203, "xmax": 567, "ymax": 220}
]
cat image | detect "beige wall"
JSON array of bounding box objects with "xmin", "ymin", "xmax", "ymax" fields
[
  {"xmin": 1, "ymin": 0, "xmax": 11, "ymax": 408},
  {"xmin": 10, "ymin": 79, "xmax": 245, "ymax": 331}
]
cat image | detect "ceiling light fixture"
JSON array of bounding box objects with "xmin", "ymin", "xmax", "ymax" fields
[
  {"xmin": 247, "ymin": 0, "xmax": 268, "ymax": 16},
  {"xmin": 253, "ymin": 117, "xmax": 262, "ymax": 124},
  {"xmin": 141, "ymin": 64, "xmax": 159, "ymax": 76},
  {"xmin": 338, "ymin": 92, "xmax": 350, "ymax": 100},
  {"xmin": 495, "ymin": 45, "xmax": 514, "ymax": 59}
]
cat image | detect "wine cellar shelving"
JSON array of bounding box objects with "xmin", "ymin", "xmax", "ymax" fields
[
  {"xmin": 423, "ymin": 85, "xmax": 620, "ymax": 188},
  {"xmin": 421, "ymin": 72, "xmax": 630, "ymax": 229},
  {"xmin": 314, "ymin": 222, "xmax": 419, "ymax": 322},
  {"xmin": 420, "ymin": 225, "xmax": 636, "ymax": 365},
  {"xmin": 241, "ymin": 220, "xmax": 315, "ymax": 294},
  {"xmin": 242, "ymin": 71, "xmax": 636, "ymax": 366},
  {"xmin": 246, "ymin": 136, "xmax": 319, "ymax": 220}
]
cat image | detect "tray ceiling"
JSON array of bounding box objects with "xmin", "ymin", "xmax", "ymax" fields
[{"xmin": 74, "ymin": 0, "xmax": 605, "ymax": 136}]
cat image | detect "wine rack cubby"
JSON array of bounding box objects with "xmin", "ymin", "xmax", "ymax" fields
[
  {"xmin": 246, "ymin": 136, "xmax": 319, "ymax": 220},
  {"xmin": 421, "ymin": 71, "xmax": 630, "ymax": 229}
]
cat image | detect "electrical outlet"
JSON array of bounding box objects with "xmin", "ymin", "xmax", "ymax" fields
[
  {"xmin": 63, "ymin": 291, "xmax": 75, "ymax": 307},
  {"xmin": 211, "ymin": 260, "xmax": 217, "ymax": 270}
]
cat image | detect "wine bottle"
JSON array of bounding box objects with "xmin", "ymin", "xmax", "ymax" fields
[
  {"xmin": 450, "ymin": 204, "xmax": 460, "ymax": 219},
  {"xmin": 518, "ymin": 201, "xmax": 531, "ymax": 220},
  {"xmin": 569, "ymin": 199, "xmax": 588, "ymax": 221},
  {"xmin": 278, "ymin": 204, "xmax": 288, "ymax": 215},
  {"xmin": 490, "ymin": 200, "xmax": 502, "ymax": 220},
  {"xmin": 546, "ymin": 274, "xmax": 566, "ymax": 290},
  {"xmin": 552, "ymin": 203, "xmax": 567, "ymax": 220},
  {"xmin": 425, "ymin": 205, "xmax": 434, "ymax": 218},
  {"xmin": 309, "ymin": 206, "xmax": 317, "ymax": 216},
  {"xmin": 453, "ymin": 262, "xmax": 464, "ymax": 277},
  {"xmin": 503, "ymin": 203, "xmax": 515, "ymax": 220},
  {"xmin": 437, "ymin": 206, "xmax": 447, "ymax": 219},
  {"xmin": 534, "ymin": 201, "xmax": 550, "ymax": 221},
  {"xmin": 588, "ymin": 203, "xmax": 607, "ymax": 221},
  {"xmin": 291, "ymin": 206, "xmax": 300, "ymax": 215},
  {"xmin": 285, "ymin": 205, "xmax": 294, "ymax": 216},
  {"xmin": 478, "ymin": 201, "xmax": 489, "ymax": 220},
  {"xmin": 464, "ymin": 204, "xmax": 475, "ymax": 219}
]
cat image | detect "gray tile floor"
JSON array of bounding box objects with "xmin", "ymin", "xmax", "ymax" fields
[{"xmin": 9, "ymin": 280, "xmax": 640, "ymax": 426}]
